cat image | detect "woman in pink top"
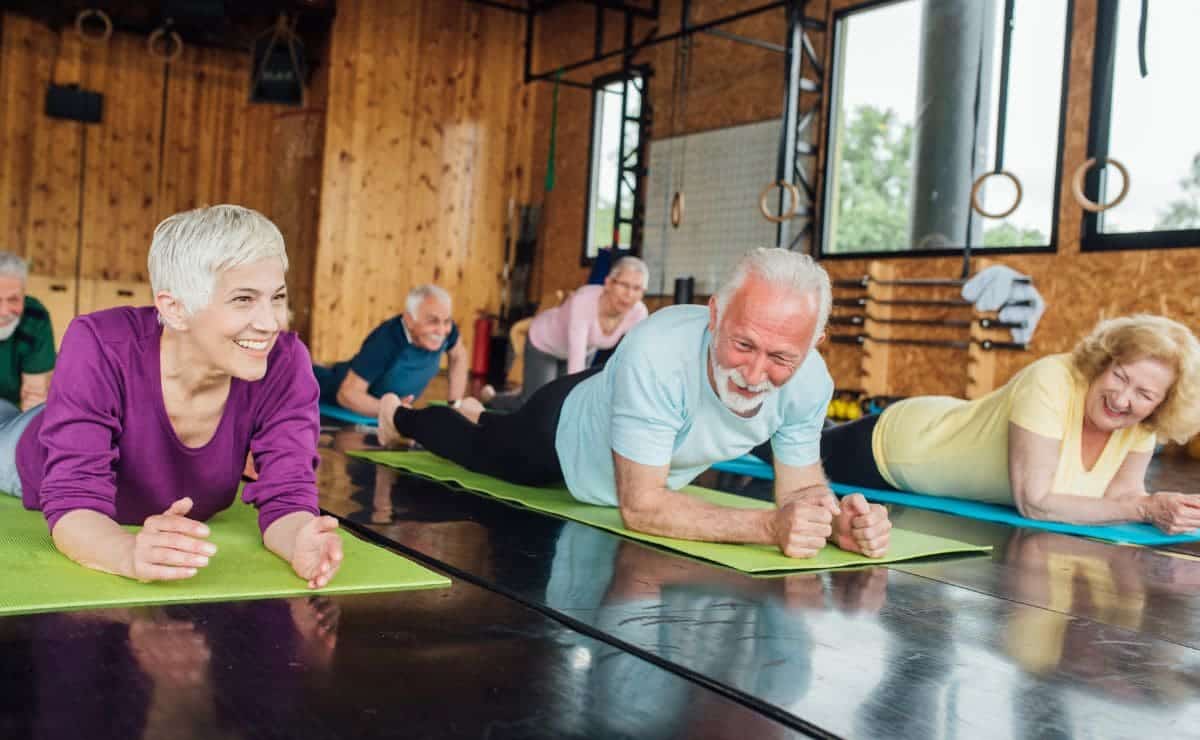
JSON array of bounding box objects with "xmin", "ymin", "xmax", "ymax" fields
[{"xmin": 485, "ymin": 257, "xmax": 649, "ymax": 413}]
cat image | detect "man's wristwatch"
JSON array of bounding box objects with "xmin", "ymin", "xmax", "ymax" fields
[{"xmin": 449, "ymin": 399, "xmax": 462, "ymax": 409}]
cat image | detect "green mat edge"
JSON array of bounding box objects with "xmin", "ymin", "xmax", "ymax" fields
[
  {"xmin": 0, "ymin": 576, "xmax": 448, "ymax": 619},
  {"xmin": 351, "ymin": 449, "xmax": 992, "ymax": 573},
  {"xmin": 0, "ymin": 495, "xmax": 451, "ymax": 618}
]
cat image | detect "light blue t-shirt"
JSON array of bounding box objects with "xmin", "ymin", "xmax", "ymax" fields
[{"xmin": 555, "ymin": 305, "xmax": 833, "ymax": 506}]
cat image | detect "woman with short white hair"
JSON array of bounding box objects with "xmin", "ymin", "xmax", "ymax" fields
[{"xmin": 0, "ymin": 205, "xmax": 343, "ymax": 587}]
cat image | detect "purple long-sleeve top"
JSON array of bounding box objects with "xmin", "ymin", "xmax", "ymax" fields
[{"xmin": 17, "ymin": 306, "xmax": 320, "ymax": 534}]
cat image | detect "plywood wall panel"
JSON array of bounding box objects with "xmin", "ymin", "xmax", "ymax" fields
[
  {"xmin": 310, "ymin": 0, "xmax": 533, "ymax": 363},
  {"xmin": 267, "ymin": 108, "xmax": 326, "ymax": 341},
  {"xmin": 76, "ymin": 31, "xmax": 165, "ymax": 281},
  {"xmin": 2, "ymin": 11, "xmax": 324, "ymax": 339},
  {"xmin": 0, "ymin": 16, "xmax": 44, "ymax": 261},
  {"xmin": 161, "ymin": 46, "xmax": 250, "ymax": 215},
  {"xmin": 156, "ymin": 41, "xmax": 325, "ymax": 339},
  {"xmin": 0, "ymin": 16, "xmax": 83, "ymax": 278}
]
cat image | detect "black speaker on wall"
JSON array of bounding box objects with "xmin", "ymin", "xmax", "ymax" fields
[
  {"xmin": 45, "ymin": 84, "xmax": 103, "ymax": 123},
  {"xmin": 251, "ymin": 34, "xmax": 306, "ymax": 106}
]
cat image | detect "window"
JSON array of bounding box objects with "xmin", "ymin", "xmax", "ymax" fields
[
  {"xmin": 1082, "ymin": 0, "xmax": 1200, "ymax": 250},
  {"xmin": 582, "ymin": 69, "xmax": 647, "ymax": 263},
  {"xmin": 819, "ymin": 0, "xmax": 1070, "ymax": 257}
]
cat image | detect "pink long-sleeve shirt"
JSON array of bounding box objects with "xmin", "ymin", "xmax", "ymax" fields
[{"xmin": 526, "ymin": 285, "xmax": 648, "ymax": 374}]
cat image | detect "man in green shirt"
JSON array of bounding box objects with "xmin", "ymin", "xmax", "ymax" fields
[{"xmin": 0, "ymin": 252, "xmax": 55, "ymax": 422}]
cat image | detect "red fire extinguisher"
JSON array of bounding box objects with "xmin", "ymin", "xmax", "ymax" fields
[{"xmin": 472, "ymin": 314, "xmax": 493, "ymax": 377}]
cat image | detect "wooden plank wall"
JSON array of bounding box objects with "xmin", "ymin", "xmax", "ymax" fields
[
  {"xmin": 0, "ymin": 12, "xmax": 325, "ymax": 339},
  {"xmin": 527, "ymin": 0, "xmax": 1200, "ymax": 399},
  {"xmin": 309, "ymin": 0, "xmax": 535, "ymax": 363},
  {"xmin": 160, "ymin": 44, "xmax": 327, "ymax": 339},
  {"xmin": 0, "ymin": 16, "xmax": 83, "ymax": 278}
]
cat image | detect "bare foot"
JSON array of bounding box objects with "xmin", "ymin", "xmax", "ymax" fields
[
  {"xmin": 376, "ymin": 393, "xmax": 413, "ymax": 448},
  {"xmin": 454, "ymin": 397, "xmax": 485, "ymax": 423},
  {"xmin": 479, "ymin": 384, "xmax": 496, "ymax": 403}
]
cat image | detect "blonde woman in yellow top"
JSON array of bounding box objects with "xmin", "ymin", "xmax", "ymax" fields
[{"xmin": 817, "ymin": 315, "xmax": 1200, "ymax": 533}]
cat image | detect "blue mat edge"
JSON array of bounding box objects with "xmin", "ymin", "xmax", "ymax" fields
[
  {"xmin": 712, "ymin": 454, "xmax": 1200, "ymax": 546},
  {"xmin": 319, "ymin": 402, "xmax": 378, "ymax": 427}
]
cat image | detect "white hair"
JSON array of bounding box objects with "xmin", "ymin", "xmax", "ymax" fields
[
  {"xmin": 714, "ymin": 248, "xmax": 832, "ymax": 344},
  {"xmin": 609, "ymin": 256, "xmax": 649, "ymax": 289},
  {"xmin": 148, "ymin": 204, "xmax": 288, "ymax": 316},
  {"xmin": 405, "ymin": 284, "xmax": 452, "ymax": 317},
  {"xmin": 0, "ymin": 251, "xmax": 29, "ymax": 284}
]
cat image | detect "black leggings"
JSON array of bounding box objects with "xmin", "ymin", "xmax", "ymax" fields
[
  {"xmin": 750, "ymin": 414, "xmax": 895, "ymax": 491},
  {"xmin": 392, "ymin": 368, "xmax": 601, "ymax": 487}
]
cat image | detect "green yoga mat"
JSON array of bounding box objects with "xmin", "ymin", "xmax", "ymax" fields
[
  {"xmin": 0, "ymin": 494, "xmax": 449, "ymax": 617},
  {"xmin": 351, "ymin": 450, "xmax": 991, "ymax": 573}
]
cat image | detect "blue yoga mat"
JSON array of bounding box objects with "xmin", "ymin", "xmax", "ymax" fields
[
  {"xmin": 711, "ymin": 454, "xmax": 1200, "ymax": 546},
  {"xmin": 319, "ymin": 403, "xmax": 377, "ymax": 427},
  {"xmin": 712, "ymin": 454, "xmax": 775, "ymax": 479}
]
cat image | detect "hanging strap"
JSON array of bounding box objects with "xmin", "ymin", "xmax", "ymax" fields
[
  {"xmin": 962, "ymin": 8, "xmax": 991, "ymax": 278},
  {"xmin": 1137, "ymin": 0, "xmax": 1149, "ymax": 77},
  {"xmin": 544, "ymin": 69, "xmax": 562, "ymax": 193},
  {"xmin": 992, "ymin": 0, "xmax": 1016, "ymax": 173}
]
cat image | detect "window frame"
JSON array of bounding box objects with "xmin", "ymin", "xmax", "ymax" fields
[
  {"xmin": 815, "ymin": 0, "xmax": 1073, "ymax": 262},
  {"xmin": 1081, "ymin": 0, "xmax": 1200, "ymax": 252},
  {"xmin": 580, "ymin": 66, "xmax": 650, "ymax": 267}
]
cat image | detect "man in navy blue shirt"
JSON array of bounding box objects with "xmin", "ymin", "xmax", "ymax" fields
[{"xmin": 315, "ymin": 285, "xmax": 468, "ymax": 416}]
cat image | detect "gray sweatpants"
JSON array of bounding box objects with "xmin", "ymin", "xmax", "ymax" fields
[{"xmin": 489, "ymin": 340, "xmax": 570, "ymax": 411}]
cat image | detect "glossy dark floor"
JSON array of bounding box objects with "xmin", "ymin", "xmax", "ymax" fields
[
  {"xmin": 317, "ymin": 426, "xmax": 1200, "ymax": 739},
  {"xmin": 5, "ymin": 421, "xmax": 1200, "ymax": 740}
]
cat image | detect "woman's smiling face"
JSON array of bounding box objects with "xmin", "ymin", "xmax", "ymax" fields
[
  {"xmin": 1083, "ymin": 356, "xmax": 1175, "ymax": 433},
  {"xmin": 183, "ymin": 258, "xmax": 288, "ymax": 381}
]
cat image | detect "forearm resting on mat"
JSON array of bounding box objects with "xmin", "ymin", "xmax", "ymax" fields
[
  {"xmin": 263, "ymin": 511, "xmax": 315, "ymax": 563},
  {"xmin": 51, "ymin": 510, "xmax": 141, "ymax": 578},
  {"xmin": 1011, "ymin": 424, "xmax": 1156, "ymax": 525},
  {"xmin": 336, "ymin": 370, "xmax": 381, "ymax": 417},
  {"xmin": 264, "ymin": 510, "xmax": 344, "ymax": 589},
  {"xmin": 52, "ymin": 500, "xmax": 215, "ymax": 581},
  {"xmin": 772, "ymin": 459, "xmax": 836, "ymax": 509},
  {"xmin": 613, "ymin": 451, "xmax": 774, "ymax": 544}
]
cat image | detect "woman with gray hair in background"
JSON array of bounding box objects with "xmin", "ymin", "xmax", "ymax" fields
[
  {"xmin": 476, "ymin": 256, "xmax": 650, "ymax": 417},
  {"xmin": 0, "ymin": 205, "xmax": 343, "ymax": 587}
]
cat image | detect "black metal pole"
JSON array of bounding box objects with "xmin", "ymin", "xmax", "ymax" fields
[
  {"xmin": 868, "ymin": 336, "xmax": 971, "ymax": 350},
  {"xmin": 776, "ymin": 0, "xmax": 802, "ymax": 248},
  {"xmin": 523, "ymin": 7, "xmax": 534, "ymax": 82},
  {"xmin": 526, "ymin": 0, "xmax": 789, "ymax": 81},
  {"xmin": 594, "ymin": 4, "xmax": 604, "ymax": 57}
]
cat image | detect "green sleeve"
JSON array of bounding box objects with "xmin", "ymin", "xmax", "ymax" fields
[{"xmin": 20, "ymin": 302, "xmax": 56, "ymax": 375}]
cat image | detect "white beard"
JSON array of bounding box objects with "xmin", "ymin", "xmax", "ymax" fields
[
  {"xmin": 709, "ymin": 344, "xmax": 779, "ymax": 415},
  {"xmin": 0, "ymin": 318, "xmax": 18, "ymax": 341}
]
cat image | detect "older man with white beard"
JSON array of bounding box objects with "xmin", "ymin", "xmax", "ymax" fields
[
  {"xmin": 0, "ymin": 252, "xmax": 55, "ymax": 420},
  {"xmin": 379, "ymin": 248, "xmax": 891, "ymax": 559}
]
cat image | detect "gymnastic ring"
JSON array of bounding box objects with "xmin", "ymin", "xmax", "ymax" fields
[
  {"xmin": 970, "ymin": 169, "xmax": 1023, "ymax": 219},
  {"xmin": 148, "ymin": 27, "xmax": 184, "ymax": 64},
  {"xmin": 1072, "ymin": 157, "xmax": 1130, "ymax": 213},
  {"xmin": 759, "ymin": 180, "xmax": 801, "ymax": 224},
  {"xmin": 75, "ymin": 9, "xmax": 113, "ymax": 44},
  {"xmin": 670, "ymin": 191, "xmax": 685, "ymax": 228}
]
